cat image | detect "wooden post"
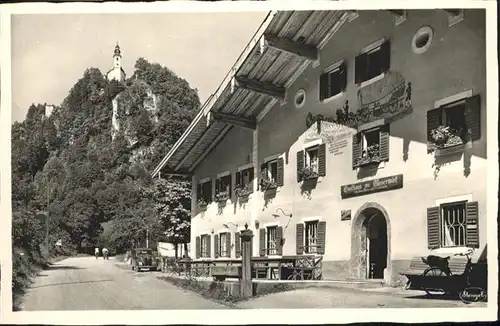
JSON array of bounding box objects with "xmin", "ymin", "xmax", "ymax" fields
[{"xmin": 240, "ymin": 224, "xmax": 254, "ymax": 299}]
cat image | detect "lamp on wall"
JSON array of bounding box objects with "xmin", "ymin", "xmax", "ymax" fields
[
  {"xmin": 272, "ymin": 208, "xmax": 293, "ymax": 219},
  {"xmin": 272, "ymin": 208, "xmax": 293, "ymax": 247}
]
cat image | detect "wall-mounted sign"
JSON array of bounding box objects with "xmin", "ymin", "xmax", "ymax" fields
[
  {"xmin": 341, "ymin": 210, "xmax": 351, "ymax": 221},
  {"xmin": 341, "ymin": 174, "xmax": 404, "ymax": 199}
]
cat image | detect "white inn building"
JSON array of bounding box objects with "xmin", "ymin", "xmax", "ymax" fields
[{"xmin": 152, "ymin": 9, "xmax": 487, "ymax": 286}]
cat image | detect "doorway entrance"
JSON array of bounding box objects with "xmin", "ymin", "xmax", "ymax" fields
[
  {"xmin": 350, "ymin": 202, "xmax": 391, "ymax": 282},
  {"xmin": 365, "ymin": 213, "xmax": 387, "ymax": 279}
]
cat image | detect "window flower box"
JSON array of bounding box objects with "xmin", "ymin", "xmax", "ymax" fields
[
  {"xmin": 235, "ymin": 183, "xmax": 252, "ymax": 198},
  {"xmin": 298, "ymin": 165, "xmax": 319, "ymax": 182},
  {"xmin": 214, "ymin": 191, "xmax": 229, "ymax": 203},
  {"xmin": 259, "ymin": 175, "xmax": 277, "ymax": 191},
  {"xmin": 357, "ymin": 144, "xmax": 380, "ymax": 167},
  {"xmin": 197, "ymin": 198, "xmax": 208, "ymax": 208},
  {"xmin": 430, "ymin": 125, "xmax": 466, "ymax": 149}
]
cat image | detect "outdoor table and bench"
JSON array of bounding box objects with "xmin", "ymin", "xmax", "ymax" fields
[{"xmin": 174, "ymin": 255, "xmax": 323, "ymax": 281}]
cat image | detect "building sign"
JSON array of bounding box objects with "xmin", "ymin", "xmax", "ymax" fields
[
  {"xmin": 341, "ymin": 174, "xmax": 404, "ymax": 199},
  {"xmin": 341, "ymin": 210, "xmax": 351, "ymax": 221}
]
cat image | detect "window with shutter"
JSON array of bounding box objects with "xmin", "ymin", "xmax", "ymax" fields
[
  {"xmin": 317, "ymin": 221, "xmax": 326, "ymax": 255},
  {"xmin": 276, "ymin": 158, "xmax": 284, "ymax": 186},
  {"xmin": 356, "ymin": 125, "xmax": 388, "ymax": 168},
  {"xmin": 266, "ymin": 226, "xmax": 278, "ymax": 255},
  {"xmin": 465, "ymin": 201, "xmax": 479, "ymax": 248},
  {"xmin": 296, "ymin": 223, "xmax": 304, "ymax": 255},
  {"xmin": 259, "ymin": 228, "xmax": 266, "ymax": 256},
  {"xmin": 318, "ymin": 143, "xmax": 326, "ymax": 177},
  {"xmin": 379, "ymin": 126, "xmax": 390, "ymax": 162},
  {"xmin": 352, "ymin": 134, "xmax": 361, "ymax": 169},
  {"xmin": 319, "ymin": 62, "xmax": 347, "ymax": 101},
  {"xmin": 296, "ymin": 151, "xmax": 304, "ymax": 182},
  {"xmin": 215, "ymin": 174, "xmax": 232, "ymax": 202},
  {"xmin": 200, "ymin": 234, "xmax": 210, "ymax": 258},
  {"xmin": 195, "ymin": 236, "xmax": 201, "ymax": 259},
  {"xmin": 428, "ymin": 200, "xmax": 480, "ymax": 249},
  {"xmin": 235, "ymin": 232, "xmax": 241, "ymax": 258},
  {"xmin": 355, "ymin": 39, "xmax": 391, "ymax": 84},
  {"xmin": 260, "ymin": 159, "xmax": 279, "ymax": 190},
  {"xmin": 465, "ymin": 95, "xmax": 481, "ymax": 141},
  {"xmin": 427, "ymin": 207, "xmax": 440, "ymax": 249},
  {"xmin": 214, "ymin": 233, "xmax": 220, "ymax": 258},
  {"xmin": 206, "ymin": 235, "xmax": 211, "ymax": 258},
  {"xmin": 276, "ymin": 226, "xmax": 283, "ymax": 255},
  {"xmin": 235, "ymin": 168, "xmax": 253, "ymax": 197},
  {"xmin": 304, "ymin": 221, "xmax": 318, "ymax": 254},
  {"xmin": 226, "ymin": 232, "xmax": 232, "ymax": 258}
]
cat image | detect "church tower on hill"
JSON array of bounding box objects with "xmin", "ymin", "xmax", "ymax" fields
[{"xmin": 106, "ymin": 43, "xmax": 126, "ymax": 83}]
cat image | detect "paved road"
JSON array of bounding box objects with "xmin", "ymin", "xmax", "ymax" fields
[
  {"xmin": 22, "ymin": 257, "xmax": 228, "ymax": 310},
  {"xmin": 236, "ymin": 286, "xmax": 488, "ymax": 309}
]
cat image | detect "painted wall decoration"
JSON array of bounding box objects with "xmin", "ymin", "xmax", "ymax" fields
[
  {"xmin": 305, "ymin": 71, "xmax": 413, "ymax": 134},
  {"xmin": 341, "ymin": 174, "xmax": 404, "ymax": 199},
  {"xmin": 341, "ymin": 209, "xmax": 352, "ymax": 221},
  {"xmin": 356, "ymin": 71, "xmax": 413, "ymax": 126}
]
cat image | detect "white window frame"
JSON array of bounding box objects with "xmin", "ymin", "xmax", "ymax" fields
[
  {"xmin": 434, "ymin": 89, "xmax": 473, "ymax": 109},
  {"xmin": 301, "ymin": 216, "xmax": 322, "ymax": 255},
  {"xmin": 305, "ymin": 145, "xmax": 320, "ymax": 174},
  {"xmin": 263, "ymin": 222, "xmax": 281, "ymax": 258},
  {"xmin": 303, "ymin": 219, "xmax": 320, "ymax": 254},
  {"xmin": 262, "ymin": 155, "xmax": 280, "ymax": 185},
  {"xmin": 358, "ymin": 38, "xmax": 389, "ymax": 89},
  {"xmin": 435, "ymin": 194, "xmax": 473, "ymax": 249},
  {"xmin": 200, "ymin": 233, "xmax": 210, "ymax": 259},
  {"xmin": 218, "ymin": 232, "xmax": 229, "ymax": 258}
]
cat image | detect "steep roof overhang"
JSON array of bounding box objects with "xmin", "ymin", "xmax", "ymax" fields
[{"xmin": 152, "ymin": 10, "xmax": 351, "ymax": 178}]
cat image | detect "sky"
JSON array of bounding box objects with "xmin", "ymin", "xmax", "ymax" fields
[{"xmin": 11, "ymin": 12, "xmax": 268, "ymax": 122}]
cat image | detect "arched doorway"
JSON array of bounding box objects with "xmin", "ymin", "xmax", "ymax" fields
[{"xmin": 350, "ymin": 203, "xmax": 391, "ymax": 282}]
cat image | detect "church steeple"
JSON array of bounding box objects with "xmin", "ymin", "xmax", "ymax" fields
[{"xmin": 114, "ymin": 43, "xmax": 122, "ymax": 57}]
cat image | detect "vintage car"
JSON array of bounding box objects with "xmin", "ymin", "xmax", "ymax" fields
[{"xmin": 131, "ymin": 248, "xmax": 159, "ymax": 272}]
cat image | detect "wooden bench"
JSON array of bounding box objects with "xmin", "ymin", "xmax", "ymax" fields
[{"xmin": 401, "ymin": 256, "xmax": 469, "ymax": 276}]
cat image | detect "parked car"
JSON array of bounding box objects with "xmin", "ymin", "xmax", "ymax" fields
[{"xmin": 130, "ymin": 248, "xmax": 159, "ymax": 272}]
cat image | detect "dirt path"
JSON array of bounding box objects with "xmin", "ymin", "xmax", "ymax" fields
[{"xmin": 21, "ymin": 257, "xmax": 227, "ymax": 310}]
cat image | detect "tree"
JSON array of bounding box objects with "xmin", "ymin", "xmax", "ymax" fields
[{"xmin": 153, "ymin": 178, "xmax": 191, "ymax": 258}]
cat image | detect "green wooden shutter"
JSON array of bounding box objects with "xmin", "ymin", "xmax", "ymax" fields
[
  {"xmin": 339, "ymin": 62, "xmax": 347, "ymax": 92},
  {"xmin": 465, "ymin": 201, "xmax": 480, "ymax": 248},
  {"xmin": 379, "ymin": 126, "xmax": 390, "ymax": 162},
  {"xmin": 235, "ymin": 232, "xmax": 241, "ymax": 258},
  {"xmin": 248, "ymin": 168, "xmax": 254, "ymax": 192},
  {"xmin": 205, "ymin": 181, "xmax": 212, "ymax": 202},
  {"xmin": 296, "ymin": 223, "xmax": 304, "ymax": 255},
  {"xmin": 296, "ymin": 150, "xmax": 304, "ymax": 182},
  {"xmin": 465, "ymin": 95, "xmax": 481, "ymax": 141},
  {"xmin": 319, "ymin": 72, "xmax": 329, "ymax": 101},
  {"xmin": 318, "ymin": 143, "xmax": 326, "ymax": 177},
  {"xmin": 226, "ymin": 232, "xmax": 232, "ymax": 258},
  {"xmin": 259, "ymin": 228, "xmax": 266, "ymax": 256},
  {"xmin": 427, "ymin": 206, "xmax": 441, "ymax": 249},
  {"xmin": 355, "ymin": 53, "xmax": 368, "ymax": 84},
  {"xmin": 427, "ymin": 108, "xmax": 441, "ymax": 149},
  {"xmin": 214, "ymin": 234, "xmax": 219, "ymax": 258},
  {"xmin": 352, "ymin": 133, "xmax": 361, "ymax": 169},
  {"xmin": 317, "ymin": 221, "xmax": 327, "ymax": 255},
  {"xmin": 380, "ymin": 39, "xmax": 391, "ymax": 73},
  {"xmin": 195, "ymin": 236, "xmax": 201, "ymax": 259},
  {"xmin": 206, "ymin": 235, "xmax": 211, "ymax": 258},
  {"xmin": 276, "ymin": 226, "xmax": 283, "ymax": 255},
  {"xmin": 276, "ymin": 158, "xmax": 284, "ymax": 186}
]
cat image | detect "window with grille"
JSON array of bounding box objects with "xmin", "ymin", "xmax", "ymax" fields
[
  {"xmin": 305, "ymin": 221, "xmax": 319, "ymax": 254},
  {"xmin": 440, "ymin": 201, "xmax": 467, "ymax": 247},
  {"xmin": 219, "ymin": 232, "xmax": 228, "ymax": 257},
  {"xmin": 200, "ymin": 235, "xmax": 210, "ymax": 258},
  {"xmin": 267, "ymin": 226, "xmax": 277, "ymax": 255}
]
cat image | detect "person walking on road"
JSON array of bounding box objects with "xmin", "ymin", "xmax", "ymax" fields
[
  {"xmin": 95, "ymin": 247, "xmax": 100, "ymax": 259},
  {"xmin": 102, "ymin": 248, "xmax": 109, "ymax": 260}
]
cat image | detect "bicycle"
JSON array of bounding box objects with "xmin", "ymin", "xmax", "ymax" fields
[{"xmin": 420, "ymin": 248, "xmax": 475, "ymax": 297}]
